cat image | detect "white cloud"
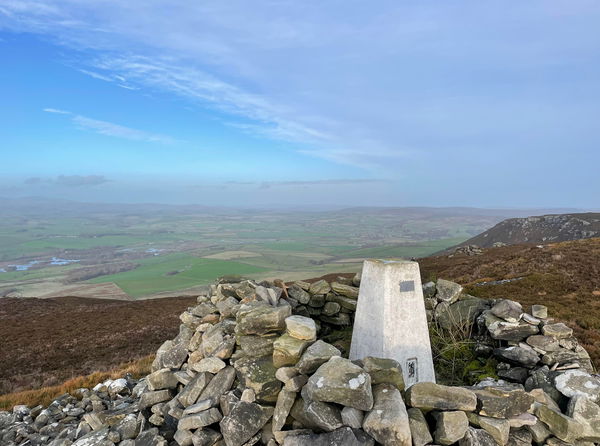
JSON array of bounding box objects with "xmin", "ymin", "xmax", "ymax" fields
[
  {"xmin": 4, "ymin": 1, "xmax": 600, "ymax": 172},
  {"xmin": 43, "ymin": 108, "xmax": 71, "ymax": 114},
  {"xmin": 44, "ymin": 107, "xmax": 177, "ymax": 143}
]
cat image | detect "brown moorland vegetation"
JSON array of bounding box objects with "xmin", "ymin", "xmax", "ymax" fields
[
  {"xmin": 0, "ymin": 295, "xmax": 196, "ymax": 396},
  {"xmin": 419, "ymin": 237, "xmax": 600, "ymax": 369},
  {"xmin": 0, "ymin": 355, "xmax": 153, "ymax": 410}
]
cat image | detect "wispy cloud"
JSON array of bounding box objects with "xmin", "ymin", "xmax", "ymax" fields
[
  {"xmin": 43, "ymin": 107, "xmax": 177, "ymax": 143},
  {"xmin": 43, "ymin": 107, "xmax": 71, "ymax": 114},
  {"xmin": 24, "ymin": 175, "xmax": 110, "ymax": 187},
  {"xmin": 226, "ymin": 178, "xmax": 388, "ymax": 189}
]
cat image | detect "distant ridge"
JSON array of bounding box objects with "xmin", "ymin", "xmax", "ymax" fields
[{"xmin": 450, "ymin": 212, "xmax": 600, "ymax": 248}]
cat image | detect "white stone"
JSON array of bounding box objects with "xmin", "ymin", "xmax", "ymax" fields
[{"xmin": 350, "ymin": 259, "xmax": 435, "ymax": 387}]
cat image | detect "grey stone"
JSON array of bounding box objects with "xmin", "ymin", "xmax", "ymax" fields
[
  {"xmin": 288, "ymin": 285, "xmax": 311, "ymax": 304},
  {"xmin": 506, "ymin": 427, "xmax": 533, "ymax": 446},
  {"xmin": 322, "ymin": 301, "xmax": 341, "ymax": 316},
  {"xmin": 296, "ymin": 340, "xmax": 341, "ymax": 375},
  {"xmin": 178, "ymin": 408, "xmax": 223, "ymax": 430},
  {"xmin": 330, "ymin": 282, "xmax": 359, "ymax": 298},
  {"xmin": 220, "ymin": 402, "xmax": 272, "ymax": 446},
  {"xmin": 273, "ymin": 389, "xmax": 296, "ymax": 432},
  {"xmin": 174, "ymin": 429, "xmax": 194, "ymax": 446},
  {"xmin": 467, "ymin": 412, "xmax": 510, "ymax": 445},
  {"xmin": 273, "ymin": 334, "xmax": 312, "ymax": 368},
  {"xmin": 139, "ymin": 390, "xmax": 172, "ymax": 410},
  {"xmin": 284, "ymin": 374, "xmax": 308, "ymax": 392},
  {"xmin": 526, "ymin": 335, "xmax": 560, "ymax": 352},
  {"xmin": 362, "ymin": 356, "xmax": 405, "ymax": 391},
  {"xmin": 554, "ymin": 370, "xmax": 600, "ymax": 401},
  {"xmin": 474, "ymin": 387, "xmax": 534, "ymax": 419},
  {"xmin": 191, "ymin": 357, "xmax": 226, "ymax": 374},
  {"xmin": 304, "ymin": 400, "xmax": 343, "ymax": 432},
  {"xmin": 285, "ymin": 315, "xmax": 317, "ymax": 340},
  {"xmin": 234, "ymin": 356, "xmax": 281, "ymax": 403},
  {"xmin": 435, "ymin": 298, "xmax": 489, "ymax": 330},
  {"xmin": 236, "ymin": 302, "xmax": 291, "ymax": 336},
  {"xmin": 363, "ymin": 384, "xmax": 411, "ymax": 446},
  {"xmin": 535, "ymin": 403, "xmax": 583, "ymax": 444},
  {"xmin": 527, "ymin": 419, "xmax": 552, "ymax": 444},
  {"xmin": 157, "ymin": 341, "xmax": 188, "ymax": 369},
  {"xmin": 542, "ymin": 323, "xmax": 574, "ymax": 339},
  {"xmin": 484, "ymin": 312, "xmax": 539, "ymax": 341},
  {"xmin": 281, "ymin": 427, "xmax": 374, "ymax": 446},
  {"xmin": 341, "ymin": 407, "xmax": 364, "ymax": 429},
  {"xmin": 304, "ymin": 356, "xmax": 373, "ymax": 411},
  {"xmin": 309, "ymin": 280, "xmax": 331, "ymax": 295},
  {"xmin": 493, "ymin": 346, "xmax": 540, "ymax": 367},
  {"xmin": 236, "ymin": 335, "xmax": 276, "ymax": 358},
  {"xmin": 407, "ymin": 408, "xmax": 432, "ymax": 446},
  {"xmin": 491, "ymin": 299, "xmax": 523, "ymax": 323},
  {"xmin": 177, "ymin": 372, "xmax": 212, "ymax": 407},
  {"xmin": 531, "ymin": 305, "xmax": 548, "ymax": 319},
  {"xmin": 183, "ymin": 399, "xmax": 213, "ymax": 415},
  {"xmin": 405, "ymin": 382, "xmax": 477, "ymax": 411},
  {"xmin": 436, "ymin": 279, "xmax": 463, "ymax": 304},
  {"xmin": 198, "ymin": 366, "xmax": 236, "ymax": 407},
  {"xmin": 459, "ymin": 427, "xmax": 498, "ymax": 446},
  {"xmin": 146, "ymin": 369, "xmax": 179, "ymax": 390},
  {"xmin": 567, "ymin": 395, "xmax": 600, "ymax": 441},
  {"xmin": 433, "ymin": 411, "xmax": 469, "ymax": 445}
]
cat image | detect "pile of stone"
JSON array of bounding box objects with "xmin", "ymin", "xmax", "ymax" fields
[
  {"xmin": 0, "ymin": 376, "xmax": 149, "ymax": 446},
  {"xmin": 448, "ymin": 245, "xmax": 484, "ymax": 257},
  {"xmin": 2, "ymin": 275, "xmax": 599, "ymax": 446}
]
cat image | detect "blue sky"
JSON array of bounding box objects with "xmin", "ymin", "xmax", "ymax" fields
[{"xmin": 0, "ymin": 1, "xmax": 599, "ymax": 207}]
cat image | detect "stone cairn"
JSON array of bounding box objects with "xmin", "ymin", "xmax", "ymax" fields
[{"xmin": 1, "ymin": 275, "xmax": 600, "ymax": 446}]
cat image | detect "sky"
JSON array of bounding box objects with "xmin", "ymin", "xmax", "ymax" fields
[{"xmin": 0, "ymin": 1, "xmax": 599, "ymax": 208}]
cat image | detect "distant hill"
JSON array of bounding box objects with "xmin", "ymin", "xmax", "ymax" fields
[{"xmin": 450, "ymin": 212, "xmax": 600, "ymax": 249}]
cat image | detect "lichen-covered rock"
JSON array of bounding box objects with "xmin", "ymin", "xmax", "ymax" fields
[
  {"xmin": 435, "ymin": 298, "xmax": 489, "ymax": 330},
  {"xmin": 542, "ymin": 323, "xmax": 573, "ymax": 339},
  {"xmin": 362, "ymin": 384, "xmax": 411, "ymax": 446},
  {"xmin": 303, "ymin": 400, "xmax": 344, "ymax": 432},
  {"xmin": 281, "ymin": 426, "xmax": 374, "ymax": 446},
  {"xmin": 330, "ymin": 282, "xmax": 359, "ymax": 298},
  {"xmin": 433, "ymin": 411, "xmax": 469, "ymax": 445},
  {"xmin": 273, "ymin": 389, "xmax": 296, "ymax": 432},
  {"xmin": 554, "ymin": 370, "xmax": 600, "ymax": 401},
  {"xmin": 459, "ymin": 427, "xmax": 498, "ymax": 446},
  {"xmin": 473, "ymin": 387, "xmax": 534, "ymax": 419},
  {"xmin": 491, "ymin": 299, "xmax": 523, "ymax": 323},
  {"xmin": 296, "ymin": 340, "xmax": 342, "ymax": 374},
  {"xmin": 362, "ymin": 356, "xmax": 405, "ymax": 391},
  {"xmin": 567, "ymin": 395, "xmax": 600, "ymax": 442},
  {"xmin": 436, "ymin": 279, "xmax": 463, "ymax": 304},
  {"xmin": 146, "ymin": 368, "xmax": 179, "ymax": 391},
  {"xmin": 493, "ymin": 346, "xmax": 540, "ymax": 367},
  {"xmin": 309, "ymin": 280, "xmax": 331, "ymax": 295},
  {"xmin": 468, "ymin": 412, "xmax": 510, "ymax": 445},
  {"xmin": 407, "ymin": 408, "xmax": 432, "ymax": 446},
  {"xmin": 273, "ymin": 334, "xmax": 312, "ymax": 367},
  {"xmin": 484, "ymin": 312, "xmax": 539, "ymax": 341},
  {"xmin": 220, "ymin": 401, "xmax": 272, "ymax": 446},
  {"xmin": 304, "ymin": 357, "xmax": 373, "ymax": 411},
  {"xmin": 236, "ymin": 302, "xmax": 292, "ymax": 336},
  {"xmin": 234, "ymin": 356, "xmax": 281, "ymax": 403},
  {"xmin": 535, "ymin": 403, "xmax": 583, "ymax": 444},
  {"xmin": 285, "ymin": 315, "xmax": 317, "ymax": 340},
  {"xmin": 405, "ymin": 382, "xmax": 477, "ymax": 412}
]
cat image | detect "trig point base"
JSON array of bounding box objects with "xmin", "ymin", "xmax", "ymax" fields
[{"xmin": 350, "ymin": 259, "xmax": 435, "ymax": 387}]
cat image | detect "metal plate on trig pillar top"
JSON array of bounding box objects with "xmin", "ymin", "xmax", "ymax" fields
[{"xmin": 350, "ymin": 259, "xmax": 435, "ymax": 387}]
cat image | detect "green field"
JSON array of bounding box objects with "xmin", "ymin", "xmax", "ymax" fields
[
  {"xmin": 88, "ymin": 254, "xmax": 267, "ymax": 297},
  {"xmin": 0, "ymin": 204, "xmax": 503, "ymax": 298}
]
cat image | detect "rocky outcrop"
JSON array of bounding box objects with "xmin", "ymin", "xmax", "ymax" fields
[{"xmin": 1, "ymin": 276, "xmax": 598, "ymax": 446}]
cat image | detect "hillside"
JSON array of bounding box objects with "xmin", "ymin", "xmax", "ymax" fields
[
  {"xmin": 420, "ymin": 237, "xmax": 600, "ymax": 367},
  {"xmin": 451, "ymin": 212, "xmax": 600, "ymax": 249},
  {"xmin": 0, "ymin": 295, "xmax": 196, "ymax": 395}
]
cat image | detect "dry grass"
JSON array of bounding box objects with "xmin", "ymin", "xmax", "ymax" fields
[
  {"xmin": 420, "ymin": 237, "xmax": 600, "ymax": 369},
  {"xmin": 0, "ymin": 355, "xmax": 154, "ymax": 410},
  {"xmin": 0, "ymin": 295, "xmax": 196, "ymax": 396}
]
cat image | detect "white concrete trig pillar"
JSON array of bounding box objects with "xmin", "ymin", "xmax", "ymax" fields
[{"xmin": 350, "ymin": 259, "xmax": 435, "ymax": 387}]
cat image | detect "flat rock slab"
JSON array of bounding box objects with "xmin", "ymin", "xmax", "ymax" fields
[
  {"xmin": 304, "ymin": 356, "xmax": 373, "ymax": 411},
  {"xmin": 405, "ymin": 382, "xmax": 477, "ymax": 412}
]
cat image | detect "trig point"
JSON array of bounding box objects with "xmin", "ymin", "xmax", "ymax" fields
[{"xmin": 350, "ymin": 259, "xmax": 435, "ymax": 387}]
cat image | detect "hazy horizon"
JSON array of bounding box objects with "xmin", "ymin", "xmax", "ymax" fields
[{"xmin": 1, "ymin": 1, "xmax": 599, "ymax": 208}]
